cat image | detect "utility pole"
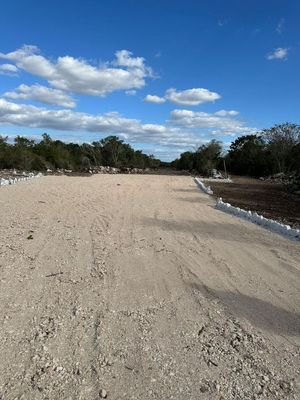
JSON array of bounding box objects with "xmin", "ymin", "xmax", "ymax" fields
[{"xmin": 223, "ymin": 158, "xmax": 227, "ymax": 179}]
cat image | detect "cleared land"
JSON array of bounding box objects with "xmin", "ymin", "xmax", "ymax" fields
[
  {"xmin": 0, "ymin": 174, "xmax": 299, "ymax": 399},
  {"xmin": 209, "ymin": 176, "xmax": 300, "ymax": 229}
]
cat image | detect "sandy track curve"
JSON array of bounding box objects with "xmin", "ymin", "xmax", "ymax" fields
[{"xmin": 0, "ymin": 175, "xmax": 299, "ymax": 399}]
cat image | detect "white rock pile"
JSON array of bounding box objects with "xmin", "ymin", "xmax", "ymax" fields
[
  {"xmin": 47, "ymin": 166, "xmax": 152, "ymax": 175},
  {"xmin": 202, "ymin": 177, "xmax": 232, "ymax": 183},
  {"xmin": 0, "ymin": 172, "xmax": 43, "ymax": 187},
  {"xmin": 216, "ymin": 197, "xmax": 300, "ymax": 241},
  {"xmin": 194, "ymin": 177, "xmax": 300, "ymax": 241},
  {"xmin": 194, "ymin": 178, "xmax": 213, "ymax": 194}
]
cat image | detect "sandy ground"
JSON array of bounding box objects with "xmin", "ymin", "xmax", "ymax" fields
[{"xmin": 0, "ymin": 174, "xmax": 299, "ymax": 400}]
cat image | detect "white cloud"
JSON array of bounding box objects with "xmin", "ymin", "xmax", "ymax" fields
[
  {"xmin": 0, "ymin": 63, "xmax": 19, "ymax": 76},
  {"xmin": 165, "ymin": 88, "xmax": 220, "ymax": 106},
  {"xmin": 0, "ymin": 98, "xmax": 256, "ymax": 160},
  {"xmin": 141, "ymin": 146, "xmax": 192, "ymax": 161},
  {"xmin": 170, "ymin": 109, "xmax": 241, "ymax": 129},
  {"xmin": 113, "ymin": 50, "xmax": 148, "ymax": 70},
  {"xmin": 0, "ymin": 45, "xmax": 153, "ymax": 96},
  {"xmin": 125, "ymin": 90, "xmax": 137, "ymax": 96},
  {"xmin": 276, "ymin": 18, "xmax": 285, "ymax": 34},
  {"xmin": 0, "ymin": 99, "xmax": 201, "ymax": 150},
  {"xmin": 214, "ymin": 109, "xmax": 239, "ymax": 117},
  {"xmin": 144, "ymin": 94, "xmax": 166, "ymax": 104},
  {"xmin": 266, "ymin": 47, "xmax": 288, "ymax": 60},
  {"xmin": 169, "ymin": 109, "xmax": 256, "ymax": 136},
  {"xmin": 3, "ymin": 84, "xmax": 76, "ymax": 108},
  {"xmin": 144, "ymin": 87, "xmax": 221, "ymax": 106}
]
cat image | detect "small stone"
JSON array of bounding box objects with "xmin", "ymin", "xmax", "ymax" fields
[
  {"xmin": 99, "ymin": 389, "xmax": 107, "ymax": 398},
  {"xmin": 255, "ymin": 384, "xmax": 263, "ymax": 395},
  {"xmin": 279, "ymin": 380, "xmax": 292, "ymax": 394},
  {"xmin": 200, "ymin": 384, "xmax": 209, "ymax": 393}
]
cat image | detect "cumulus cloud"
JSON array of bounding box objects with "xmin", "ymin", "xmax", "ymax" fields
[
  {"xmin": 266, "ymin": 47, "xmax": 288, "ymax": 60},
  {"xmin": 214, "ymin": 109, "xmax": 239, "ymax": 117},
  {"xmin": 0, "ymin": 63, "xmax": 19, "ymax": 76},
  {"xmin": 169, "ymin": 109, "xmax": 256, "ymax": 136},
  {"xmin": 0, "ymin": 45, "xmax": 153, "ymax": 96},
  {"xmin": 125, "ymin": 90, "xmax": 137, "ymax": 96},
  {"xmin": 0, "ymin": 98, "xmax": 139, "ymax": 132},
  {"xmin": 144, "ymin": 88, "xmax": 221, "ymax": 106},
  {"xmin": 170, "ymin": 109, "xmax": 241, "ymax": 129},
  {"xmin": 0, "ymin": 97, "xmax": 256, "ymax": 159},
  {"xmin": 0, "ymin": 99, "xmax": 201, "ymax": 150},
  {"xmin": 165, "ymin": 88, "xmax": 221, "ymax": 106},
  {"xmin": 3, "ymin": 84, "xmax": 76, "ymax": 108},
  {"xmin": 113, "ymin": 50, "xmax": 148, "ymax": 70},
  {"xmin": 141, "ymin": 146, "xmax": 191, "ymax": 161},
  {"xmin": 144, "ymin": 94, "xmax": 166, "ymax": 104}
]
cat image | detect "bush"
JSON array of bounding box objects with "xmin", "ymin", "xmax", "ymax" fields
[{"xmin": 0, "ymin": 134, "xmax": 161, "ymax": 171}]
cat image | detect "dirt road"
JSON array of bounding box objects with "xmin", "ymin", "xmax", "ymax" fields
[{"xmin": 0, "ymin": 175, "xmax": 299, "ymax": 399}]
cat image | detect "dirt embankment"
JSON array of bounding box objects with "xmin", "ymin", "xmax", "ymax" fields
[
  {"xmin": 0, "ymin": 175, "xmax": 299, "ymax": 399},
  {"xmin": 209, "ymin": 176, "xmax": 300, "ymax": 229}
]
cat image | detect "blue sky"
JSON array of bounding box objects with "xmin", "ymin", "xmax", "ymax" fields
[{"xmin": 0, "ymin": 0, "xmax": 299, "ymax": 160}]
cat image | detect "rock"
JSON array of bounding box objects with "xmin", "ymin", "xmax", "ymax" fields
[
  {"xmin": 200, "ymin": 384, "xmax": 209, "ymax": 393},
  {"xmin": 279, "ymin": 380, "xmax": 293, "ymax": 394},
  {"xmin": 254, "ymin": 384, "xmax": 263, "ymax": 394},
  {"xmin": 99, "ymin": 388, "xmax": 107, "ymax": 398},
  {"xmin": 262, "ymin": 375, "xmax": 269, "ymax": 382}
]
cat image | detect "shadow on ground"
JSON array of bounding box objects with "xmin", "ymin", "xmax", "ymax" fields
[
  {"xmin": 141, "ymin": 216, "xmax": 272, "ymax": 245},
  {"xmin": 177, "ymin": 196, "xmax": 214, "ymax": 204},
  {"xmin": 191, "ymin": 282, "xmax": 300, "ymax": 337},
  {"xmin": 172, "ymin": 188, "xmax": 200, "ymax": 193}
]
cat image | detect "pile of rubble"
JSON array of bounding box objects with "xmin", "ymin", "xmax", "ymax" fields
[
  {"xmin": 93, "ymin": 166, "xmax": 152, "ymax": 174},
  {"xmin": 47, "ymin": 166, "xmax": 154, "ymax": 175},
  {"xmin": 1, "ymin": 166, "xmax": 158, "ymax": 182},
  {"xmin": 0, "ymin": 169, "xmax": 43, "ymax": 187},
  {"xmin": 193, "ymin": 169, "xmax": 232, "ymax": 182},
  {"xmin": 216, "ymin": 197, "xmax": 300, "ymax": 240},
  {"xmin": 260, "ymin": 172, "xmax": 300, "ymax": 194}
]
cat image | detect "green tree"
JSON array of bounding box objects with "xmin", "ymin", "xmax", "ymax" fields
[
  {"xmin": 227, "ymin": 134, "xmax": 269, "ymax": 177},
  {"xmin": 100, "ymin": 136, "xmax": 124, "ymax": 167},
  {"xmin": 194, "ymin": 140, "xmax": 222, "ymax": 175},
  {"xmin": 175, "ymin": 151, "xmax": 194, "ymax": 171},
  {"xmin": 262, "ymin": 123, "xmax": 300, "ymax": 173}
]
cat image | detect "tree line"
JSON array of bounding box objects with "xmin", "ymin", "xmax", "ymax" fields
[
  {"xmin": 1, "ymin": 123, "xmax": 299, "ymax": 177},
  {"xmin": 0, "ymin": 134, "xmax": 161, "ymax": 171},
  {"xmin": 172, "ymin": 123, "xmax": 300, "ymax": 178}
]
